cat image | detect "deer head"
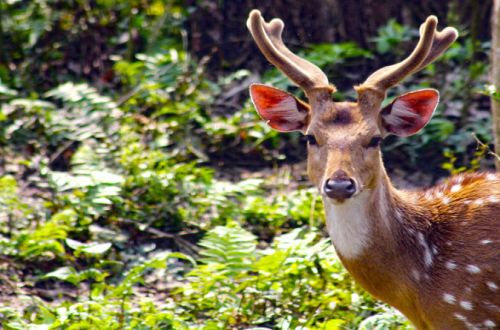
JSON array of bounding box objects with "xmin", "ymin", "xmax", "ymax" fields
[{"xmin": 248, "ymin": 10, "xmax": 458, "ymax": 202}]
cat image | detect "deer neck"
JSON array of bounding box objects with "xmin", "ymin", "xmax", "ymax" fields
[
  {"xmin": 322, "ymin": 166, "xmax": 427, "ymax": 311},
  {"xmin": 322, "ymin": 165, "xmax": 440, "ymax": 324},
  {"xmin": 322, "ymin": 165, "xmax": 418, "ymax": 262}
]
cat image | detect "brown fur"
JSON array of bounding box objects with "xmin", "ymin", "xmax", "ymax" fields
[
  {"xmin": 304, "ymin": 99, "xmax": 500, "ymax": 329},
  {"xmin": 338, "ymin": 171, "xmax": 500, "ymax": 329},
  {"xmin": 324, "ymin": 107, "xmax": 353, "ymax": 126}
]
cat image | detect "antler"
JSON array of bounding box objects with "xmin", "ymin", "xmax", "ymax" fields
[
  {"xmin": 247, "ymin": 10, "xmax": 335, "ymax": 94},
  {"xmin": 359, "ymin": 16, "xmax": 458, "ymax": 95}
]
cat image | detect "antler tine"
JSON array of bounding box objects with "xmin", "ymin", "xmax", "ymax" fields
[
  {"xmin": 412, "ymin": 25, "xmax": 458, "ymax": 71},
  {"xmin": 360, "ymin": 16, "xmax": 458, "ymax": 95},
  {"xmin": 247, "ymin": 10, "xmax": 335, "ymax": 94}
]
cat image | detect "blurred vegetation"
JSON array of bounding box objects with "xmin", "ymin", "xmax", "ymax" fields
[{"xmin": 0, "ymin": 1, "xmax": 496, "ymax": 329}]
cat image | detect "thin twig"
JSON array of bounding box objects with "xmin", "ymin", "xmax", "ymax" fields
[
  {"xmin": 48, "ymin": 140, "xmax": 76, "ymax": 165},
  {"xmin": 117, "ymin": 218, "xmax": 199, "ymax": 256},
  {"xmin": 116, "ymin": 85, "xmax": 143, "ymax": 107},
  {"xmin": 471, "ymin": 133, "xmax": 500, "ymax": 161}
]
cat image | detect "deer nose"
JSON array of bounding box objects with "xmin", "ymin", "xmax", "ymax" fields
[{"xmin": 324, "ymin": 178, "xmax": 356, "ymax": 200}]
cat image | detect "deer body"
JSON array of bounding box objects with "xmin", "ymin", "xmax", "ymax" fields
[
  {"xmin": 246, "ymin": 10, "xmax": 500, "ymax": 329},
  {"xmin": 326, "ymin": 171, "xmax": 500, "ymax": 329}
]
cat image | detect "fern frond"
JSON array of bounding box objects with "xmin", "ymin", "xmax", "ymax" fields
[{"xmin": 198, "ymin": 223, "xmax": 257, "ymax": 275}]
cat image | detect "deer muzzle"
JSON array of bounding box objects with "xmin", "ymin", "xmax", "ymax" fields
[{"xmin": 324, "ymin": 170, "xmax": 357, "ymax": 200}]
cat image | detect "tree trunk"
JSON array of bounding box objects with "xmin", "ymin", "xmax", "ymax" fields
[{"xmin": 493, "ymin": 0, "xmax": 500, "ymax": 170}]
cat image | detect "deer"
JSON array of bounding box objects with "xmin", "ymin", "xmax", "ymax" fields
[{"xmin": 246, "ymin": 10, "xmax": 500, "ymax": 330}]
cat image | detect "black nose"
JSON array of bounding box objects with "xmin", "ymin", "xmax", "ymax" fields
[{"xmin": 324, "ymin": 178, "xmax": 356, "ymax": 200}]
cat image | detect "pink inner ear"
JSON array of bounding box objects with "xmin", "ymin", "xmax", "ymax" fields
[
  {"xmin": 250, "ymin": 84, "xmax": 309, "ymax": 132},
  {"xmin": 382, "ymin": 89, "xmax": 439, "ymax": 137}
]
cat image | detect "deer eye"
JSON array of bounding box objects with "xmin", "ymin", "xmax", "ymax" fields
[
  {"xmin": 367, "ymin": 136, "xmax": 382, "ymax": 148},
  {"xmin": 306, "ymin": 135, "xmax": 317, "ymax": 146}
]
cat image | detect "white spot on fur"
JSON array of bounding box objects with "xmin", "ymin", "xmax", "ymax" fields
[
  {"xmin": 454, "ymin": 313, "xmax": 478, "ymax": 329},
  {"xmin": 445, "ymin": 241, "xmax": 453, "ymax": 246},
  {"xmin": 486, "ymin": 281, "xmax": 498, "ymax": 291},
  {"xmin": 435, "ymin": 191, "xmax": 444, "ymax": 198},
  {"xmin": 487, "ymin": 196, "xmax": 498, "ymax": 203},
  {"xmin": 323, "ymin": 192, "xmax": 371, "ymax": 260},
  {"xmin": 460, "ymin": 300, "xmax": 473, "ymax": 310},
  {"xmin": 411, "ymin": 269, "xmax": 421, "ymax": 281},
  {"xmin": 484, "ymin": 302, "xmax": 500, "ymax": 312},
  {"xmin": 486, "ymin": 173, "xmax": 496, "ymax": 181},
  {"xmin": 481, "ymin": 239, "xmax": 492, "ymax": 245},
  {"xmin": 484, "ymin": 320, "xmax": 496, "ymax": 328},
  {"xmin": 441, "ymin": 196, "xmax": 450, "ymax": 204},
  {"xmin": 443, "ymin": 293, "xmax": 456, "ymax": 304},
  {"xmin": 450, "ymin": 184, "xmax": 461, "ymax": 193},
  {"xmin": 417, "ymin": 232, "xmax": 433, "ymax": 267},
  {"xmin": 466, "ymin": 265, "xmax": 481, "ymax": 274},
  {"xmin": 473, "ymin": 199, "xmax": 484, "ymax": 206},
  {"xmin": 446, "ymin": 260, "xmax": 457, "ymax": 270}
]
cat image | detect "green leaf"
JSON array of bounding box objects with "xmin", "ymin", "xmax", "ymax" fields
[
  {"xmin": 324, "ymin": 319, "xmax": 346, "ymax": 330},
  {"xmin": 65, "ymin": 238, "xmax": 84, "ymax": 250},
  {"xmin": 81, "ymin": 242, "xmax": 112, "ymax": 255},
  {"xmin": 65, "ymin": 238, "xmax": 112, "ymax": 255},
  {"xmin": 0, "ymin": 83, "xmax": 17, "ymax": 96},
  {"xmin": 44, "ymin": 266, "xmax": 78, "ymax": 285}
]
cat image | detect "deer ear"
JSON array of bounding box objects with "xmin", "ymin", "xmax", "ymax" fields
[
  {"xmin": 250, "ymin": 84, "xmax": 310, "ymax": 132},
  {"xmin": 380, "ymin": 89, "xmax": 439, "ymax": 137}
]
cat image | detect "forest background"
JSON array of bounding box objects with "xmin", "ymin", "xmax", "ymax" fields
[{"xmin": 0, "ymin": 0, "xmax": 498, "ymax": 329}]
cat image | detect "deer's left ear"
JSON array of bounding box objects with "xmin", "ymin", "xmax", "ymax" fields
[
  {"xmin": 250, "ymin": 84, "xmax": 310, "ymax": 133},
  {"xmin": 380, "ymin": 89, "xmax": 439, "ymax": 137}
]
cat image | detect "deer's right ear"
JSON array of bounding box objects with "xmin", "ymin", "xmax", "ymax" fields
[{"xmin": 250, "ymin": 84, "xmax": 310, "ymax": 132}]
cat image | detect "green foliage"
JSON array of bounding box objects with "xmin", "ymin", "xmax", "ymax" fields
[
  {"xmin": 173, "ymin": 225, "xmax": 399, "ymax": 329},
  {"xmin": 16, "ymin": 209, "xmax": 76, "ymax": 260},
  {"xmin": 0, "ymin": 0, "xmax": 187, "ymax": 88},
  {"xmin": 304, "ymin": 42, "xmax": 372, "ymax": 67},
  {"xmin": 373, "ymin": 19, "xmax": 413, "ymax": 54},
  {"xmin": 0, "ymin": 79, "xmax": 17, "ymax": 97},
  {"xmin": 0, "ymin": 175, "xmax": 30, "ymax": 221},
  {"xmin": 441, "ymin": 135, "xmax": 490, "ymax": 175},
  {"xmin": 482, "ymin": 84, "xmax": 500, "ymax": 101},
  {"xmin": 358, "ymin": 307, "xmax": 412, "ymax": 330},
  {"xmin": 0, "ymin": 175, "xmax": 32, "ymax": 255},
  {"xmin": 49, "ymin": 143, "xmax": 124, "ymax": 217},
  {"xmin": 44, "ymin": 82, "xmax": 121, "ymax": 140},
  {"xmin": 197, "ymin": 222, "xmax": 257, "ymax": 274},
  {"xmin": 0, "ymin": 3, "xmax": 493, "ymax": 329}
]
